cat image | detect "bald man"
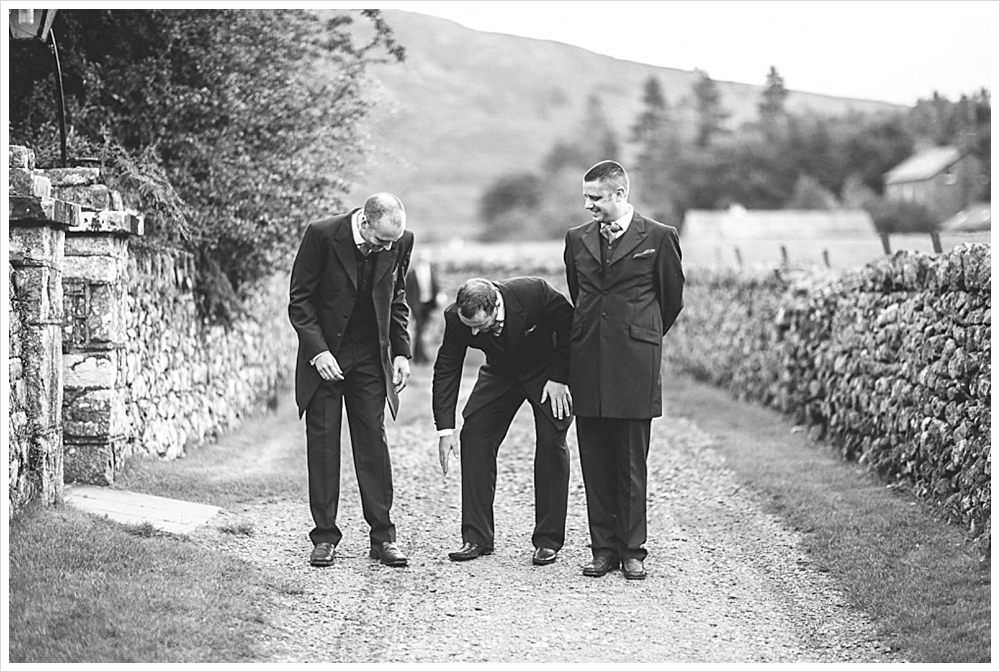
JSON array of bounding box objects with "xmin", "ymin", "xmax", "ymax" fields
[{"xmin": 289, "ymin": 193, "xmax": 414, "ymax": 568}]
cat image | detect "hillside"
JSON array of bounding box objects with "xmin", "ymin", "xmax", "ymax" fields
[{"xmin": 339, "ymin": 9, "xmax": 906, "ymax": 242}]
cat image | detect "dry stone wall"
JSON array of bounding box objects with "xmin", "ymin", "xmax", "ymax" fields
[
  {"xmin": 121, "ymin": 250, "xmax": 296, "ymax": 466},
  {"xmin": 665, "ymin": 245, "xmax": 991, "ymax": 554}
]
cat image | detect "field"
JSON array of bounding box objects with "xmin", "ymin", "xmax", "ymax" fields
[{"xmin": 420, "ymin": 231, "xmax": 992, "ymax": 277}]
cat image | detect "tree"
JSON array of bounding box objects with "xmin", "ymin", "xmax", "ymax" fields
[
  {"xmin": 758, "ymin": 66, "xmax": 789, "ymax": 140},
  {"xmin": 9, "ymin": 9, "xmax": 404, "ymax": 322},
  {"xmin": 785, "ymin": 174, "xmax": 840, "ymax": 210},
  {"xmin": 692, "ymin": 69, "xmax": 729, "ymax": 148},
  {"xmin": 477, "ymin": 172, "xmax": 544, "ymax": 241},
  {"xmin": 629, "ymin": 76, "xmax": 683, "ymax": 227}
]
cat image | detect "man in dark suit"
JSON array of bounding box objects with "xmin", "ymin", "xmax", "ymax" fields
[
  {"xmin": 433, "ymin": 277, "xmax": 574, "ymax": 565},
  {"xmin": 563, "ymin": 161, "xmax": 684, "ymax": 580},
  {"xmin": 404, "ymin": 250, "xmax": 441, "ymax": 365},
  {"xmin": 288, "ymin": 192, "xmax": 413, "ymax": 568}
]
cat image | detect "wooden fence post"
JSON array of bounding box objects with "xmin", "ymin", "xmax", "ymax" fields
[
  {"xmin": 880, "ymin": 233, "xmax": 892, "ymax": 255},
  {"xmin": 930, "ymin": 231, "xmax": 943, "ymax": 253}
]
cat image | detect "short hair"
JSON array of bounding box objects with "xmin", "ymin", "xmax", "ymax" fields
[
  {"xmin": 364, "ymin": 192, "xmax": 405, "ymax": 229},
  {"xmin": 584, "ymin": 160, "xmax": 629, "ymax": 195},
  {"xmin": 455, "ymin": 278, "xmax": 498, "ymax": 319}
]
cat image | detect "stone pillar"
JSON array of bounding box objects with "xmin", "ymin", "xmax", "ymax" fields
[
  {"xmin": 57, "ymin": 174, "xmax": 143, "ymax": 485},
  {"xmin": 8, "ymin": 146, "xmax": 79, "ymax": 511}
]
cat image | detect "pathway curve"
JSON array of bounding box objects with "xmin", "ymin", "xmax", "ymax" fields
[{"xmin": 191, "ymin": 360, "xmax": 903, "ymax": 664}]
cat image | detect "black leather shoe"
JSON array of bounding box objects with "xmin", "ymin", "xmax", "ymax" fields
[
  {"xmin": 532, "ymin": 547, "xmax": 558, "ymax": 565},
  {"xmin": 582, "ymin": 556, "xmax": 619, "ymax": 577},
  {"xmin": 448, "ymin": 541, "xmax": 493, "ymax": 561},
  {"xmin": 622, "ymin": 558, "xmax": 647, "ymax": 580},
  {"xmin": 310, "ymin": 542, "xmax": 336, "ymax": 567},
  {"xmin": 370, "ymin": 541, "xmax": 408, "ymax": 567}
]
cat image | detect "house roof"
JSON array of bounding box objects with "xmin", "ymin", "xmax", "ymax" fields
[
  {"xmin": 884, "ymin": 145, "xmax": 966, "ymax": 184},
  {"xmin": 939, "ymin": 202, "xmax": 992, "ymax": 232},
  {"xmin": 682, "ymin": 207, "xmax": 876, "ymax": 241}
]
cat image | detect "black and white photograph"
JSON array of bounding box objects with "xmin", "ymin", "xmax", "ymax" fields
[{"xmin": 4, "ymin": 1, "xmax": 996, "ymax": 668}]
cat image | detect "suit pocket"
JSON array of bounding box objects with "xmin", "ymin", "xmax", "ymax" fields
[{"xmin": 629, "ymin": 324, "xmax": 661, "ymax": 344}]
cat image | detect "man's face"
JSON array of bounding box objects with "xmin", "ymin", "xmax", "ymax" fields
[
  {"xmin": 458, "ymin": 306, "xmax": 499, "ymax": 336},
  {"xmin": 360, "ymin": 215, "xmax": 404, "ymax": 252},
  {"xmin": 583, "ymin": 180, "xmax": 624, "ymax": 224}
]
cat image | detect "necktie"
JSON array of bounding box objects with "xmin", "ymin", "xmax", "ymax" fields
[
  {"xmin": 490, "ymin": 320, "xmax": 504, "ymax": 337},
  {"xmin": 601, "ymin": 222, "xmax": 622, "ymax": 242},
  {"xmin": 358, "ymin": 242, "xmax": 374, "ymax": 257}
]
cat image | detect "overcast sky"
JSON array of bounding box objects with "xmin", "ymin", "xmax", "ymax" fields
[{"xmin": 372, "ymin": 0, "xmax": 997, "ymax": 107}]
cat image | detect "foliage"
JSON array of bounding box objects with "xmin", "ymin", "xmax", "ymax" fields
[
  {"xmin": 630, "ymin": 76, "xmax": 685, "ymax": 228},
  {"xmin": 9, "ymin": 9, "xmax": 404, "ymax": 322},
  {"xmin": 863, "ymin": 198, "xmax": 940, "ymax": 234},
  {"xmin": 477, "ymin": 172, "xmax": 545, "ymax": 240},
  {"xmin": 692, "ymin": 69, "xmax": 729, "ymax": 148},
  {"xmin": 785, "ymin": 174, "xmax": 840, "ymax": 210}
]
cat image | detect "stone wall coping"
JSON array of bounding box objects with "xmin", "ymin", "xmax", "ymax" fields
[{"xmin": 9, "ymin": 196, "xmax": 76, "ymax": 227}]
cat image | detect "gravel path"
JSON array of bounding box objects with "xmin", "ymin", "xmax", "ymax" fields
[{"xmin": 192, "ymin": 361, "xmax": 904, "ymax": 664}]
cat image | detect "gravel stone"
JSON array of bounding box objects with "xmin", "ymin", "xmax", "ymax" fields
[{"xmin": 191, "ymin": 365, "xmax": 905, "ymax": 664}]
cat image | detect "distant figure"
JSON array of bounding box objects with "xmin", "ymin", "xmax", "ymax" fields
[
  {"xmin": 288, "ymin": 192, "xmax": 413, "ymax": 569},
  {"xmin": 563, "ymin": 160, "xmax": 684, "ymax": 581},
  {"xmin": 433, "ymin": 277, "xmax": 574, "ymax": 565},
  {"xmin": 405, "ymin": 251, "xmax": 442, "ymax": 364}
]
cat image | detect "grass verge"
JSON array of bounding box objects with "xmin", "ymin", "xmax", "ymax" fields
[
  {"xmin": 7, "ymin": 503, "xmax": 275, "ymax": 664},
  {"xmin": 664, "ymin": 370, "xmax": 992, "ymax": 664}
]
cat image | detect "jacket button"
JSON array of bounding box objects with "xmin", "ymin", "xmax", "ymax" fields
[{"xmin": 601, "ymin": 312, "xmax": 607, "ymax": 317}]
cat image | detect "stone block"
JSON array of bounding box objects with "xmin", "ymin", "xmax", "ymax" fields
[
  {"xmin": 33, "ymin": 174, "xmax": 51, "ymax": 199},
  {"xmin": 47, "ymin": 167, "xmax": 100, "ymax": 187},
  {"xmin": 63, "ymin": 255, "xmax": 119, "ymax": 283},
  {"xmin": 64, "ymin": 351, "xmax": 118, "ymax": 388},
  {"xmin": 9, "ymin": 168, "xmax": 34, "ymax": 196},
  {"xmin": 86, "ymin": 283, "xmax": 124, "ymax": 344},
  {"xmin": 64, "ymin": 388, "xmax": 115, "ymax": 438},
  {"xmin": 64, "ymin": 440, "xmax": 115, "ymax": 485},
  {"xmin": 66, "ymin": 233, "xmax": 128, "ymax": 258},
  {"xmin": 9, "ymin": 145, "xmax": 34, "ymax": 170},
  {"xmin": 9, "ymin": 222, "xmax": 64, "ymax": 264}
]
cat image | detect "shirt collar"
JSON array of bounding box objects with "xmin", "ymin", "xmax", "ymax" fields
[
  {"xmin": 611, "ymin": 205, "xmax": 634, "ymax": 233},
  {"xmin": 351, "ymin": 209, "xmax": 365, "ymax": 246},
  {"xmin": 494, "ymin": 284, "xmax": 506, "ymax": 323}
]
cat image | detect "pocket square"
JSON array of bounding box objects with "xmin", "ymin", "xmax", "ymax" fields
[
  {"xmin": 524, "ymin": 325, "xmax": 537, "ymax": 335},
  {"xmin": 633, "ymin": 248, "xmax": 656, "ymax": 258}
]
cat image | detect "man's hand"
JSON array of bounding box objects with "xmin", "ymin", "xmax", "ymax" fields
[
  {"xmin": 393, "ymin": 355, "xmax": 411, "ymax": 393},
  {"xmin": 438, "ymin": 434, "xmax": 458, "ymax": 475},
  {"xmin": 540, "ymin": 381, "xmax": 573, "ymax": 420},
  {"xmin": 313, "ymin": 352, "xmax": 343, "ymax": 381}
]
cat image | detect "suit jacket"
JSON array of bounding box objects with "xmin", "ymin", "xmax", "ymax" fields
[
  {"xmin": 405, "ymin": 261, "xmax": 440, "ymax": 311},
  {"xmin": 563, "ymin": 210, "xmax": 684, "ymax": 418},
  {"xmin": 288, "ymin": 210, "xmax": 413, "ymax": 419},
  {"xmin": 432, "ymin": 277, "xmax": 573, "ymax": 431}
]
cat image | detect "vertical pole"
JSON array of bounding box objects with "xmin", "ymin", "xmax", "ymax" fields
[
  {"xmin": 879, "ymin": 232, "xmax": 892, "ymax": 255},
  {"xmin": 822, "ymin": 249, "xmax": 831, "ymax": 268},
  {"xmin": 734, "ymin": 247, "xmax": 742, "ymax": 269},
  {"xmin": 930, "ymin": 230, "xmax": 943, "ymax": 253},
  {"xmin": 49, "ymin": 30, "xmax": 68, "ymax": 167},
  {"xmin": 780, "ymin": 245, "xmax": 788, "ymax": 265}
]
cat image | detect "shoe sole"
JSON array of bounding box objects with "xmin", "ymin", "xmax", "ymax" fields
[
  {"xmin": 310, "ymin": 558, "xmax": 334, "ymax": 567},
  {"xmin": 623, "ymin": 572, "xmax": 647, "ymax": 580},
  {"xmin": 532, "ymin": 556, "xmax": 558, "ymax": 566},
  {"xmin": 448, "ymin": 549, "xmax": 494, "ymax": 561},
  {"xmin": 369, "ymin": 550, "xmax": 408, "ymax": 566},
  {"xmin": 582, "ymin": 562, "xmax": 619, "ymax": 577}
]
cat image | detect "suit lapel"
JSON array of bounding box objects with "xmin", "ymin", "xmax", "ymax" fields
[
  {"xmin": 373, "ymin": 246, "xmax": 396, "ymax": 287},
  {"xmin": 497, "ymin": 285, "xmax": 526, "ymax": 350},
  {"xmin": 582, "ymin": 221, "xmax": 602, "ymax": 264},
  {"xmin": 608, "ymin": 212, "xmax": 647, "ymax": 266},
  {"xmin": 333, "ymin": 212, "xmax": 359, "ymax": 290}
]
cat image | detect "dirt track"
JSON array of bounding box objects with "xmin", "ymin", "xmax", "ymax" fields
[{"xmin": 192, "ymin": 358, "xmax": 904, "ymax": 664}]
